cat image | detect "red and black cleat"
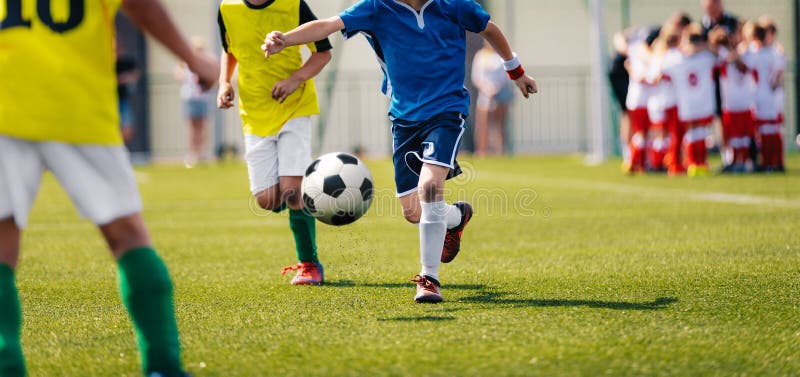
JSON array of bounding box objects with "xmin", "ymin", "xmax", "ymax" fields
[{"xmin": 441, "ymin": 202, "xmax": 473, "ymax": 263}]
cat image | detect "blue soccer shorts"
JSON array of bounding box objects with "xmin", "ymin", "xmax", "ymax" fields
[{"xmin": 391, "ymin": 112, "xmax": 465, "ymax": 197}]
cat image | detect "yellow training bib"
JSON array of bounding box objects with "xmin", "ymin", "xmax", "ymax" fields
[
  {"xmin": 0, "ymin": 0, "xmax": 122, "ymax": 145},
  {"xmin": 219, "ymin": 0, "xmax": 321, "ymax": 137}
]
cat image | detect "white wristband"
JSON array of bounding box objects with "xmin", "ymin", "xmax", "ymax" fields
[{"xmin": 503, "ymin": 53, "xmax": 521, "ymax": 71}]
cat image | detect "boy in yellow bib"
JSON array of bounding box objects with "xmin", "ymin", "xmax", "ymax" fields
[
  {"xmin": 217, "ymin": 0, "xmax": 332, "ymax": 284},
  {"xmin": 0, "ymin": 0, "xmax": 219, "ymax": 376}
]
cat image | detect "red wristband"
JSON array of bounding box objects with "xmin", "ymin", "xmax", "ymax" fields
[{"xmin": 507, "ymin": 65, "xmax": 525, "ymax": 80}]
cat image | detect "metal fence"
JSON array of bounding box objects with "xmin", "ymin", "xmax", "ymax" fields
[
  {"xmin": 147, "ymin": 67, "xmax": 797, "ymax": 161},
  {"xmin": 148, "ymin": 66, "xmax": 595, "ymax": 160}
]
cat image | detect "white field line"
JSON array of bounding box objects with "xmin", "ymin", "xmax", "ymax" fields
[{"xmin": 477, "ymin": 172, "xmax": 800, "ymax": 209}]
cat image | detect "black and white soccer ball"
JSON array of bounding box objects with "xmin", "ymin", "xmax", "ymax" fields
[{"xmin": 302, "ymin": 153, "xmax": 374, "ymax": 226}]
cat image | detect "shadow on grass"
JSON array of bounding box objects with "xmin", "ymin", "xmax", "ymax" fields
[
  {"xmin": 324, "ymin": 280, "xmax": 486, "ymax": 291},
  {"xmin": 377, "ymin": 316, "xmax": 456, "ymax": 322},
  {"xmin": 459, "ymin": 292, "xmax": 678, "ymax": 311},
  {"xmin": 323, "ymin": 280, "xmax": 677, "ymax": 311}
]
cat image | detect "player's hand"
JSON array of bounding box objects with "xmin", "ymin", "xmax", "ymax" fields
[
  {"xmin": 515, "ymin": 75, "xmax": 538, "ymax": 99},
  {"xmin": 262, "ymin": 31, "xmax": 287, "ymax": 59},
  {"xmin": 272, "ymin": 76, "xmax": 302, "ymax": 104},
  {"xmin": 217, "ymin": 83, "xmax": 236, "ymax": 109},
  {"xmin": 187, "ymin": 51, "xmax": 220, "ymax": 92}
]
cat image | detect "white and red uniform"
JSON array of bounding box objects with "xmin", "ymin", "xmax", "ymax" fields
[
  {"xmin": 748, "ymin": 45, "xmax": 784, "ymax": 168},
  {"xmin": 625, "ymin": 42, "xmax": 652, "ymax": 171},
  {"xmin": 647, "ymin": 48, "xmax": 683, "ymax": 172},
  {"xmin": 719, "ymin": 47, "xmax": 756, "ymax": 165},
  {"xmin": 662, "ymin": 50, "xmax": 718, "ymax": 168},
  {"xmin": 769, "ymin": 46, "xmax": 787, "ymax": 124}
]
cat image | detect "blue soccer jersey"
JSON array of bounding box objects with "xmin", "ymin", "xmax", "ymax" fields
[{"xmin": 339, "ymin": 0, "xmax": 490, "ymax": 121}]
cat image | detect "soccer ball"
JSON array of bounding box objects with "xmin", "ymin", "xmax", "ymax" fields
[{"xmin": 302, "ymin": 153, "xmax": 374, "ymax": 226}]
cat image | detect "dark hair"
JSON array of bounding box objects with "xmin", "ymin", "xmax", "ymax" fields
[
  {"xmin": 689, "ymin": 33, "xmax": 708, "ymax": 44},
  {"xmin": 670, "ymin": 11, "xmax": 692, "ymax": 28},
  {"xmin": 753, "ymin": 25, "xmax": 768, "ymax": 42},
  {"xmin": 645, "ymin": 28, "xmax": 661, "ymax": 46}
]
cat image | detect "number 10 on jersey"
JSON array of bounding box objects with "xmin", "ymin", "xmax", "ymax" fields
[{"xmin": 1, "ymin": 0, "xmax": 85, "ymax": 33}]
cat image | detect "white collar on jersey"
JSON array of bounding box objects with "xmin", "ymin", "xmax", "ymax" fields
[{"xmin": 392, "ymin": 0, "xmax": 435, "ymax": 29}]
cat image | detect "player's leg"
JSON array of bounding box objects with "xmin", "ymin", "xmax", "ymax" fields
[
  {"xmin": 664, "ymin": 107, "xmax": 684, "ymax": 176},
  {"xmin": 756, "ymin": 122, "xmax": 774, "ymax": 170},
  {"xmin": 280, "ymin": 176, "xmax": 316, "ymax": 265},
  {"xmin": 648, "ymin": 123, "xmax": 667, "ymax": 172},
  {"xmin": 474, "ymin": 96, "xmax": 490, "ymax": 157},
  {"xmin": 100, "ymin": 215, "xmax": 183, "ymax": 376},
  {"xmin": 245, "ymin": 134, "xmax": 283, "ymax": 212},
  {"xmin": 277, "ymin": 117, "xmax": 322, "ymax": 285},
  {"xmin": 684, "ymin": 124, "xmax": 700, "ymax": 175},
  {"xmin": 761, "ymin": 121, "xmax": 785, "ymax": 171},
  {"xmin": 398, "ymin": 190, "xmax": 471, "ymax": 245},
  {"xmin": 0, "ymin": 136, "xmax": 47, "ymax": 377},
  {"xmin": 414, "ymin": 162, "xmax": 450, "ymax": 302},
  {"xmin": 733, "ymin": 113, "xmax": 751, "ymax": 171},
  {"xmin": 416, "ymin": 115, "xmax": 476, "ymax": 302},
  {"xmin": 685, "ymin": 123, "xmax": 710, "ymax": 177},
  {"xmin": 188, "ymin": 117, "xmax": 203, "ymax": 166},
  {"xmin": 392, "ymin": 115, "xmax": 470, "ymax": 261},
  {"xmin": 42, "ymin": 144, "xmax": 185, "ymax": 376},
  {"xmin": 627, "ymin": 109, "xmax": 647, "ymax": 173},
  {"xmin": 279, "ymin": 176, "xmax": 323, "ymax": 285},
  {"xmin": 399, "ymin": 192, "xmax": 421, "ymax": 224},
  {"xmin": 490, "ymin": 103, "xmax": 509, "ymax": 155},
  {"xmin": 720, "ymin": 112, "xmax": 735, "ymax": 171},
  {"xmin": 0, "ymin": 219, "xmax": 25, "ymax": 377},
  {"xmin": 776, "ymin": 127, "xmax": 785, "ymax": 172}
]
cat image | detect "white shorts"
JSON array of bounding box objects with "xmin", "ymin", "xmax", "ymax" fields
[
  {"xmin": 244, "ymin": 116, "xmax": 313, "ymax": 195},
  {"xmin": 0, "ymin": 136, "xmax": 142, "ymax": 229}
]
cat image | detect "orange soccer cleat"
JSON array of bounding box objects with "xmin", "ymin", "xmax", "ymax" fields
[
  {"xmin": 412, "ymin": 275, "xmax": 443, "ymax": 303},
  {"xmin": 282, "ymin": 262, "xmax": 324, "ymax": 285}
]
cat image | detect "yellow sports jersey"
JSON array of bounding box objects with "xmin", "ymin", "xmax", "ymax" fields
[
  {"xmin": 0, "ymin": 0, "xmax": 123, "ymax": 145},
  {"xmin": 219, "ymin": 0, "xmax": 331, "ymax": 137}
]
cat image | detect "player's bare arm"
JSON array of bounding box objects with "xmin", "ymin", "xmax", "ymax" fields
[
  {"xmin": 479, "ymin": 21, "xmax": 537, "ymax": 98},
  {"xmin": 273, "ymin": 50, "xmax": 332, "ymax": 104},
  {"xmin": 263, "ymin": 17, "xmax": 345, "ymax": 58},
  {"xmin": 217, "ymin": 52, "xmax": 238, "ymax": 109},
  {"xmin": 121, "ymin": 0, "xmax": 219, "ymax": 90}
]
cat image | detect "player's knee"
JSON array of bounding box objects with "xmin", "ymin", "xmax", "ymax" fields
[
  {"xmin": 102, "ymin": 215, "xmax": 150, "ymax": 256},
  {"xmin": 281, "ymin": 187, "xmax": 302, "ymax": 210},
  {"xmin": 417, "ymin": 181, "xmax": 441, "ymax": 203}
]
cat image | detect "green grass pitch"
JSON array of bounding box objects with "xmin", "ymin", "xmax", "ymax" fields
[{"xmin": 18, "ymin": 155, "xmax": 800, "ymax": 376}]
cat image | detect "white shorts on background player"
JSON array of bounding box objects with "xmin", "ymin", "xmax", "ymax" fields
[
  {"xmin": 244, "ymin": 116, "xmax": 313, "ymax": 195},
  {"xmin": 0, "ymin": 136, "xmax": 142, "ymax": 229}
]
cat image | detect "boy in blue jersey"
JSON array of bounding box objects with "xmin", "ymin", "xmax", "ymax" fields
[{"xmin": 263, "ymin": 0, "xmax": 537, "ymax": 303}]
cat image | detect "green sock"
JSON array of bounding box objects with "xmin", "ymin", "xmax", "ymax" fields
[
  {"xmin": 289, "ymin": 209, "xmax": 318, "ymax": 263},
  {"xmin": 0, "ymin": 264, "xmax": 25, "ymax": 377},
  {"xmin": 117, "ymin": 248, "xmax": 182, "ymax": 377}
]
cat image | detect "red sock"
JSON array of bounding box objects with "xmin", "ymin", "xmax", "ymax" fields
[
  {"xmin": 683, "ymin": 127, "xmax": 707, "ymax": 167},
  {"xmin": 734, "ymin": 141, "xmax": 750, "ymax": 165},
  {"xmin": 760, "ymin": 134, "xmax": 775, "ymax": 168},
  {"xmin": 776, "ymin": 134, "xmax": 785, "ymax": 168},
  {"xmin": 629, "ymin": 132, "xmax": 646, "ymax": 171},
  {"xmin": 669, "ymin": 125, "xmax": 686, "ymax": 172},
  {"xmin": 649, "ymin": 137, "xmax": 666, "ymax": 170}
]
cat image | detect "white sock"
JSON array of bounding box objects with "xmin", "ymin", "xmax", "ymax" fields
[
  {"xmin": 419, "ymin": 201, "xmax": 446, "ymax": 281},
  {"xmin": 444, "ymin": 204, "xmax": 462, "ymax": 230}
]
